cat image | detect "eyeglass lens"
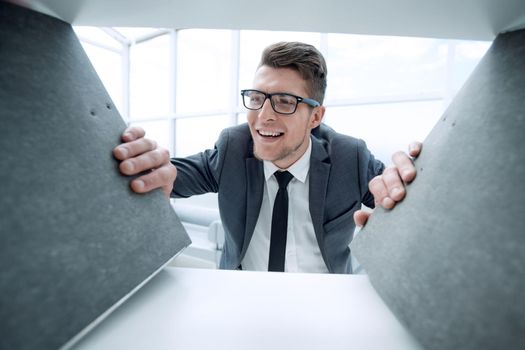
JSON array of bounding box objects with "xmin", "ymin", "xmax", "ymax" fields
[{"xmin": 243, "ymin": 90, "xmax": 297, "ymax": 114}]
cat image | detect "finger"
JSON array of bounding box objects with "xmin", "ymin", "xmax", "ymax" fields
[
  {"xmin": 369, "ymin": 176, "xmax": 396, "ymax": 209},
  {"xmin": 353, "ymin": 210, "xmax": 371, "ymax": 227},
  {"xmin": 114, "ymin": 138, "xmax": 157, "ymax": 161},
  {"xmin": 381, "ymin": 166, "xmax": 406, "ymax": 202},
  {"xmin": 408, "ymin": 141, "xmax": 422, "ymax": 158},
  {"xmin": 119, "ymin": 147, "xmax": 169, "ymax": 176},
  {"xmin": 391, "ymin": 151, "xmax": 417, "ymax": 183},
  {"xmin": 131, "ymin": 163, "xmax": 177, "ymax": 197},
  {"xmin": 121, "ymin": 126, "xmax": 145, "ymax": 142}
]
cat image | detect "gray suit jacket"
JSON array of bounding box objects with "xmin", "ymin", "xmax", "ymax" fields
[{"xmin": 171, "ymin": 123, "xmax": 384, "ymax": 273}]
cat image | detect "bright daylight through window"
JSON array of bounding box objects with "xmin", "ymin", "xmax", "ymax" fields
[{"xmin": 74, "ymin": 26, "xmax": 490, "ymax": 208}]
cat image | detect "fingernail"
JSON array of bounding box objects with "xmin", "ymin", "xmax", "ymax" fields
[{"xmin": 123, "ymin": 132, "xmax": 133, "ymax": 141}]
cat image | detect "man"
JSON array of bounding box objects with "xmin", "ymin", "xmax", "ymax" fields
[{"xmin": 113, "ymin": 42, "xmax": 421, "ymax": 274}]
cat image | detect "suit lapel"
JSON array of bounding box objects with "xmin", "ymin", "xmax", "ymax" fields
[
  {"xmin": 309, "ymin": 136, "xmax": 332, "ymax": 270},
  {"xmin": 239, "ymin": 136, "xmax": 331, "ymax": 265},
  {"xmin": 241, "ymin": 156, "xmax": 264, "ymax": 258}
]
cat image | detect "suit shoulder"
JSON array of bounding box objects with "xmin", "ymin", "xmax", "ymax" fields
[
  {"xmin": 313, "ymin": 123, "xmax": 366, "ymax": 152},
  {"xmin": 220, "ymin": 123, "xmax": 251, "ymax": 142},
  {"xmin": 216, "ymin": 123, "xmax": 253, "ymax": 156},
  {"xmin": 216, "ymin": 123, "xmax": 251, "ymax": 146}
]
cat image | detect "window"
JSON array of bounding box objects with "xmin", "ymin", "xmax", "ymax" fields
[
  {"xmin": 129, "ymin": 33, "xmax": 171, "ymax": 119},
  {"xmin": 76, "ymin": 27, "xmax": 491, "ymax": 208}
]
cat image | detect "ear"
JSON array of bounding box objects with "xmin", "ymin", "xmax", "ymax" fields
[{"xmin": 308, "ymin": 105, "xmax": 325, "ymax": 130}]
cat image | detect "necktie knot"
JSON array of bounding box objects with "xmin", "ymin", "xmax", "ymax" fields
[{"xmin": 274, "ymin": 171, "xmax": 293, "ymax": 189}]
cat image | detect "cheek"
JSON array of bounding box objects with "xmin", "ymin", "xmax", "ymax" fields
[
  {"xmin": 247, "ymin": 114, "xmax": 260, "ymax": 138},
  {"xmin": 246, "ymin": 111, "xmax": 257, "ymax": 124},
  {"xmin": 288, "ymin": 118, "xmax": 309, "ymax": 136}
]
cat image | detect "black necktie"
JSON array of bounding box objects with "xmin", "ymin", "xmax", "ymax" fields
[{"xmin": 268, "ymin": 171, "xmax": 294, "ymax": 272}]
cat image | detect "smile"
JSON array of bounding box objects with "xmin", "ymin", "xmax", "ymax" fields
[{"xmin": 258, "ymin": 129, "xmax": 284, "ymax": 137}]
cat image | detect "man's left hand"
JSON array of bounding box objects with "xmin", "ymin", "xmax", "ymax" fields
[{"xmin": 354, "ymin": 141, "xmax": 422, "ymax": 227}]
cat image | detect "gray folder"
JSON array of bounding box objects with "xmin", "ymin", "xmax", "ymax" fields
[
  {"xmin": 352, "ymin": 29, "xmax": 525, "ymax": 350},
  {"xmin": 0, "ymin": 2, "xmax": 191, "ymax": 349}
]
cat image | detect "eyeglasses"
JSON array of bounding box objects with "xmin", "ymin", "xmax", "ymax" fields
[{"xmin": 240, "ymin": 89, "xmax": 320, "ymax": 115}]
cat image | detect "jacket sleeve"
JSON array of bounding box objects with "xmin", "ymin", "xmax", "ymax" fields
[
  {"xmin": 357, "ymin": 139, "xmax": 385, "ymax": 208},
  {"xmin": 170, "ymin": 128, "xmax": 230, "ymax": 198}
]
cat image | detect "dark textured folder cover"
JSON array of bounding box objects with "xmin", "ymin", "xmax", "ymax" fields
[
  {"xmin": 352, "ymin": 29, "xmax": 525, "ymax": 350},
  {"xmin": 0, "ymin": 2, "xmax": 191, "ymax": 349}
]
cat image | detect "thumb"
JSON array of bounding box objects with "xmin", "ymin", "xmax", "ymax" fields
[{"xmin": 353, "ymin": 210, "xmax": 371, "ymax": 228}]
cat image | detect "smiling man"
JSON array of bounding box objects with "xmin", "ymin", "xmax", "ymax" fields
[
  {"xmin": 113, "ymin": 42, "xmax": 420, "ymax": 274},
  {"xmin": 242, "ymin": 65, "xmax": 324, "ymax": 170}
]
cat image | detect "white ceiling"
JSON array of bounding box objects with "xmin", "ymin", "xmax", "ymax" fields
[{"xmin": 8, "ymin": 0, "xmax": 525, "ymax": 40}]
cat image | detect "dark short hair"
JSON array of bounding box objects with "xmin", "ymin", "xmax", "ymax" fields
[{"xmin": 258, "ymin": 41, "xmax": 327, "ymax": 104}]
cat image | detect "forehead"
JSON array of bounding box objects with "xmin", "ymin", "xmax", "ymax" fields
[{"xmin": 252, "ymin": 66, "xmax": 308, "ymax": 96}]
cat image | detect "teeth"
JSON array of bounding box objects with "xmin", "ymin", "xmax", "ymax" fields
[{"xmin": 259, "ymin": 130, "xmax": 282, "ymax": 137}]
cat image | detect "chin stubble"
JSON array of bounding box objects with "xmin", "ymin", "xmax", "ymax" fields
[{"xmin": 253, "ymin": 133, "xmax": 308, "ymax": 165}]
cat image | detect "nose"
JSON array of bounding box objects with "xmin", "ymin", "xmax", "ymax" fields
[{"xmin": 257, "ymin": 98, "xmax": 277, "ymax": 121}]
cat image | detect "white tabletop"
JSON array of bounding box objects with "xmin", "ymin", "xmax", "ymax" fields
[{"xmin": 72, "ymin": 267, "xmax": 422, "ymax": 350}]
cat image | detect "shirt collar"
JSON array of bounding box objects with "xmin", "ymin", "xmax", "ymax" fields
[{"xmin": 263, "ymin": 137, "xmax": 311, "ymax": 183}]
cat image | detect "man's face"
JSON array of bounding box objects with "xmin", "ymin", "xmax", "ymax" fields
[{"xmin": 247, "ymin": 66, "xmax": 324, "ymax": 169}]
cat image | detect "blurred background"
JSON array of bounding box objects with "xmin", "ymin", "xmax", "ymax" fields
[{"xmin": 74, "ymin": 26, "xmax": 490, "ymax": 266}]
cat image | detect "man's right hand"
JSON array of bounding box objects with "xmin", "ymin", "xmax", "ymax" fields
[{"xmin": 112, "ymin": 126, "xmax": 177, "ymax": 198}]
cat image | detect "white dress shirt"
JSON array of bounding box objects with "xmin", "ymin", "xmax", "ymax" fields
[{"xmin": 241, "ymin": 138, "xmax": 329, "ymax": 273}]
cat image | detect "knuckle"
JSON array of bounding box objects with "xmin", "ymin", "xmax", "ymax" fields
[
  {"xmin": 392, "ymin": 150, "xmax": 405, "ymax": 159},
  {"xmin": 152, "ymin": 149, "xmax": 169, "ymax": 167},
  {"xmin": 144, "ymin": 138, "xmax": 157, "ymax": 150},
  {"xmin": 150, "ymin": 150, "xmax": 171, "ymax": 170},
  {"xmin": 382, "ymin": 166, "xmax": 398, "ymax": 178},
  {"xmin": 370, "ymin": 174, "xmax": 383, "ymax": 183},
  {"xmin": 368, "ymin": 175, "xmax": 383, "ymax": 189},
  {"xmin": 369, "ymin": 182, "xmax": 387, "ymax": 199},
  {"xmin": 391, "ymin": 151, "xmax": 409, "ymax": 165},
  {"xmin": 159, "ymin": 147, "xmax": 170, "ymax": 160},
  {"xmin": 164, "ymin": 165, "xmax": 178, "ymax": 183},
  {"xmin": 384, "ymin": 166, "xmax": 397, "ymax": 173},
  {"xmin": 153, "ymin": 148, "xmax": 169, "ymax": 165},
  {"xmin": 150, "ymin": 149, "xmax": 163, "ymax": 164},
  {"xmin": 157, "ymin": 167, "xmax": 171, "ymax": 183},
  {"xmin": 170, "ymin": 164, "xmax": 178, "ymax": 181},
  {"xmin": 143, "ymin": 171, "xmax": 160, "ymax": 187},
  {"xmin": 143, "ymin": 167, "xmax": 174, "ymax": 192}
]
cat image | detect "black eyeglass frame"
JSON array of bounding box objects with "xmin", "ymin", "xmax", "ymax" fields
[{"xmin": 240, "ymin": 89, "xmax": 320, "ymax": 115}]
